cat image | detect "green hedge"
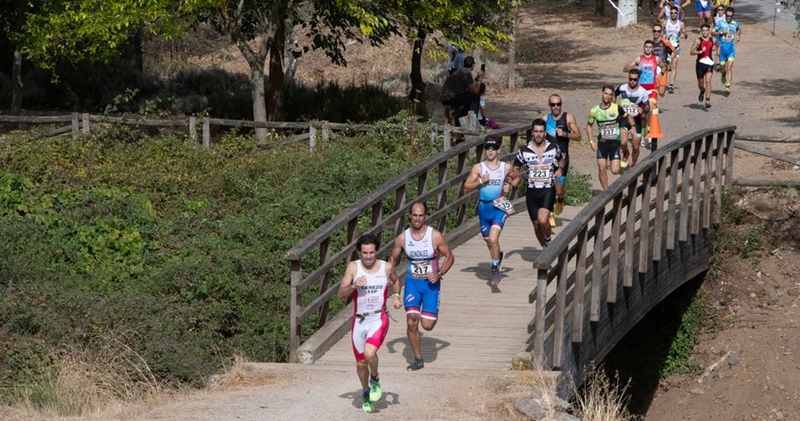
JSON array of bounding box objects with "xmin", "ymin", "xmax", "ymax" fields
[{"xmin": 0, "ymin": 117, "xmax": 436, "ymax": 396}]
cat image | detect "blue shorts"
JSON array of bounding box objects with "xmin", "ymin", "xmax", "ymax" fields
[
  {"xmin": 478, "ymin": 201, "xmax": 508, "ymax": 239},
  {"xmin": 719, "ymin": 43, "xmax": 735, "ymax": 62},
  {"xmin": 696, "ymin": 0, "xmax": 711, "ymax": 12},
  {"xmin": 403, "ymin": 276, "xmax": 441, "ymax": 320}
]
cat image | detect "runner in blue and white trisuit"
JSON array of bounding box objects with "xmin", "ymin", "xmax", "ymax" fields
[
  {"xmin": 464, "ymin": 136, "xmax": 514, "ymax": 285},
  {"xmin": 509, "ymin": 118, "xmax": 564, "ymax": 249},
  {"xmin": 390, "ymin": 202, "xmax": 455, "ymax": 371},
  {"xmin": 712, "ymin": 6, "xmax": 741, "ymax": 96},
  {"xmin": 338, "ymin": 234, "xmax": 402, "ymax": 413}
]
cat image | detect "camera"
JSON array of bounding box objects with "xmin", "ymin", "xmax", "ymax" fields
[{"xmin": 481, "ymin": 64, "xmax": 486, "ymax": 71}]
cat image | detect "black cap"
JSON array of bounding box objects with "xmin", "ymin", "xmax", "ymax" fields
[{"xmin": 484, "ymin": 136, "xmax": 502, "ymax": 150}]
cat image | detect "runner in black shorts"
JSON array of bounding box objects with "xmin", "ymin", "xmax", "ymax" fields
[{"xmin": 509, "ymin": 118, "xmax": 564, "ymax": 249}]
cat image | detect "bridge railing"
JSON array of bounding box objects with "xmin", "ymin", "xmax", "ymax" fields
[
  {"xmin": 286, "ymin": 123, "xmax": 531, "ymax": 363},
  {"xmin": 527, "ymin": 126, "xmax": 735, "ymax": 377}
]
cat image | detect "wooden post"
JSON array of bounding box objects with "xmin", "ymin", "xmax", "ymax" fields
[
  {"xmin": 202, "ymin": 117, "xmax": 210, "ymax": 149},
  {"xmin": 71, "ymin": 113, "xmax": 79, "ymax": 140},
  {"xmin": 321, "ymin": 121, "xmax": 330, "ymax": 143},
  {"xmin": 189, "ymin": 116, "xmax": 197, "ymax": 143},
  {"xmin": 81, "ymin": 113, "xmax": 90, "ymax": 136},
  {"xmin": 443, "ymin": 125, "xmax": 451, "ymax": 151},
  {"xmin": 532, "ymin": 268, "xmax": 548, "ymax": 368},
  {"xmin": 309, "ymin": 123, "xmax": 316, "ymax": 153},
  {"xmin": 289, "ymin": 260, "xmax": 302, "ymax": 362}
]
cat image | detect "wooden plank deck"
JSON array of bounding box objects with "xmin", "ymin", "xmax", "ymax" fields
[{"xmin": 316, "ymin": 204, "xmax": 581, "ymax": 371}]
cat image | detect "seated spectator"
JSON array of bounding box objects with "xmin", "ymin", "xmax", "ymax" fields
[{"xmin": 477, "ymin": 83, "xmax": 500, "ymax": 130}]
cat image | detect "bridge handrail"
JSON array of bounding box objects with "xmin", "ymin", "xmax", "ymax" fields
[
  {"xmin": 527, "ymin": 125, "xmax": 736, "ymax": 374},
  {"xmin": 286, "ymin": 123, "xmax": 532, "ymax": 362}
]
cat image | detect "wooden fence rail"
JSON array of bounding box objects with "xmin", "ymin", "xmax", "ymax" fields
[{"xmin": 0, "ymin": 113, "xmax": 484, "ymax": 151}]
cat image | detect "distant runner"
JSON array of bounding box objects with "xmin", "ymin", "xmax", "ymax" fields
[
  {"xmin": 690, "ymin": 24, "xmax": 720, "ymax": 109},
  {"xmin": 543, "ymin": 93, "xmax": 581, "ymax": 226}
]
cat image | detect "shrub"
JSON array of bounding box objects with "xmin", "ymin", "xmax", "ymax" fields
[{"xmin": 0, "ymin": 116, "xmax": 436, "ymax": 409}]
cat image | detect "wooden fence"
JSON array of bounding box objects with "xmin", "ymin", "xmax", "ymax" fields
[{"xmin": 0, "ymin": 113, "xmax": 483, "ymax": 151}]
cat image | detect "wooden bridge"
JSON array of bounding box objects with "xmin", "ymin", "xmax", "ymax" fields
[{"xmin": 286, "ymin": 124, "xmax": 735, "ymax": 392}]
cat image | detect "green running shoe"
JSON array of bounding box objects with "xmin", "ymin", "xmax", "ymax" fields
[
  {"xmin": 362, "ymin": 400, "xmax": 374, "ymax": 413},
  {"xmin": 369, "ymin": 378, "xmax": 382, "ymax": 402}
]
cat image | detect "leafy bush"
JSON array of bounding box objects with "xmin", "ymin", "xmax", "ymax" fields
[{"xmin": 0, "ymin": 117, "xmax": 437, "ymax": 407}]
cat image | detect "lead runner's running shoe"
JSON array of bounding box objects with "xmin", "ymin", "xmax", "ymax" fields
[
  {"xmin": 369, "ymin": 377, "xmax": 382, "ymax": 402},
  {"xmin": 362, "ymin": 399, "xmax": 374, "ymax": 413}
]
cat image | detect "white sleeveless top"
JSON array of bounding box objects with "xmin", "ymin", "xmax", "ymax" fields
[
  {"xmin": 403, "ymin": 226, "xmax": 437, "ymax": 280},
  {"xmin": 665, "ymin": 19, "xmax": 681, "ymax": 48},
  {"xmin": 353, "ymin": 260, "xmax": 389, "ymax": 314}
]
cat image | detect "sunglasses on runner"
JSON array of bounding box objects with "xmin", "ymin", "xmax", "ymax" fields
[
  {"xmin": 629, "ymin": 78, "xmax": 639, "ymax": 82},
  {"xmin": 549, "ymin": 102, "xmax": 562, "ymax": 107}
]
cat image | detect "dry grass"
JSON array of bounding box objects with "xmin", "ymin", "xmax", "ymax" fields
[
  {"xmin": 209, "ymin": 355, "xmax": 294, "ymax": 390},
  {"xmin": 3, "ymin": 333, "xmax": 164, "ymax": 418},
  {"xmin": 573, "ymin": 366, "xmax": 641, "ymax": 421}
]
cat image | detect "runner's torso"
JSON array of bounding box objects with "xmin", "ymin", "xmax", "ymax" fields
[
  {"xmin": 478, "ymin": 161, "xmax": 506, "ymax": 201},
  {"xmin": 353, "ymin": 260, "xmax": 389, "ymax": 314},
  {"xmin": 665, "ymin": 20, "xmax": 682, "ymax": 48},
  {"xmin": 403, "ymin": 227, "xmax": 436, "ymax": 280},
  {"xmin": 514, "ymin": 142, "xmax": 561, "ymax": 189},
  {"xmin": 652, "ymin": 39, "xmax": 671, "ymax": 62},
  {"xmin": 715, "ymin": 20, "xmax": 739, "ymax": 44},
  {"xmin": 615, "ymin": 84, "xmax": 649, "ymax": 121},
  {"xmin": 546, "ymin": 112, "xmax": 571, "ymax": 153},
  {"xmin": 588, "ymin": 103, "xmax": 626, "ymax": 142},
  {"xmin": 697, "ymin": 38, "xmax": 714, "ymax": 61},
  {"xmin": 638, "ymin": 55, "xmax": 659, "ymax": 87}
]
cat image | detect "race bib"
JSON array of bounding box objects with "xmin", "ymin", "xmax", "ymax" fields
[
  {"xmin": 699, "ymin": 57, "xmax": 715, "ymax": 66},
  {"xmin": 410, "ymin": 261, "xmax": 431, "ymax": 279},
  {"xmin": 700, "ymin": 0, "xmax": 708, "ymax": 6},
  {"xmin": 621, "ymin": 103, "xmax": 639, "ymax": 117},
  {"xmin": 723, "ymin": 32, "xmax": 735, "ymax": 42},
  {"xmin": 528, "ymin": 165, "xmax": 551, "ymax": 184},
  {"xmin": 601, "ymin": 126, "xmax": 620, "ymax": 140},
  {"xmin": 493, "ymin": 196, "xmax": 515, "ymax": 214}
]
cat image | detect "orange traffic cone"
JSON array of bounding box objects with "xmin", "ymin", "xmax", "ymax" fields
[{"xmin": 648, "ymin": 106, "xmax": 665, "ymax": 139}]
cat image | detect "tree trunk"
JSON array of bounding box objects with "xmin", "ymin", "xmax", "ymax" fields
[
  {"xmin": 617, "ymin": 0, "xmax": 638, "ymax": 27},
  {"xmin": 250, "ymin": 64, "xmax": 268, "ymax": 141},
  {"xmin": 133, "ymin": 30, "xmax": 144, "ymax": 72},
  {"xmin": 595, "ymin": 0, "xmax": 605, "ymax": 15},
  {"xmin": 11, "ymin": 46, "xmax": 23, "ymax": 114},
  {"xmin": 268, "ymin": 20, "xmax": 287, "ymax": 122},
  {"xmin": 408, "ymin": 29, "xmax": 427, "ymax": 106},
  {"xmin": 508, "ymin": 5, "xmax": 518, "ymax": 91}
]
